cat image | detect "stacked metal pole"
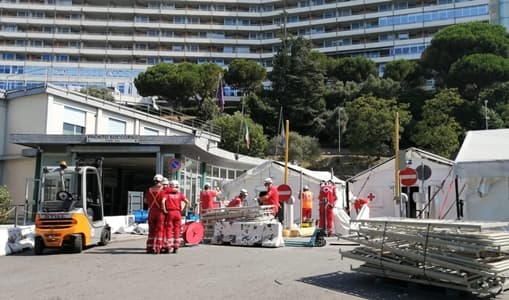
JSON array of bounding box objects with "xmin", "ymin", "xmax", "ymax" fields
[{"xmin": 341, "ymin": 218, "xmax": 509, "ymax": 296}]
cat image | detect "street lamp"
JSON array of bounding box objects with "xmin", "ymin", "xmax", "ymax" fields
[{"xmin": 484, "ymin": 100, "xmax": 489, "ymax": 130}]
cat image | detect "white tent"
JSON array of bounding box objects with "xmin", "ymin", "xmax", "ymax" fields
[
  {"xmin": 220, "ymin": 160, "xmax": 346, "ymax": 223},
  {"xmin": 454, "ymin": 129, "xmax": 509, "ymax": 221},
  {"xmin": 347, "ymin": 147, "xmax": 460, "ymax": 220}
]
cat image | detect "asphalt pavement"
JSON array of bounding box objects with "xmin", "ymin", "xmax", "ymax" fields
[{"xmin": 0, "ymin": 234, "xmax": 507, "ymax": 300}]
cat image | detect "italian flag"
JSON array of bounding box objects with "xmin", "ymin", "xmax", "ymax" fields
[{"xmin": 244, "ymin": 122, "xmax": 250, "ymax": 149}]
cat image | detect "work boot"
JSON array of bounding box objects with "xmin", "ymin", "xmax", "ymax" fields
[
  {"xmin": 172, "ymin": 248, "xmax": 178, "ymax": 254},
  {"xmin": 160, "ymin": 248, "xmax": 168, "ymax": 254}
]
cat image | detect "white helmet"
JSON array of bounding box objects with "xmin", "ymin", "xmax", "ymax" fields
[
  {"xmin": 204, "ymin": 182, "xmax": 211, "ymax": 188},
  {"xmin": 240, "ymin": 189, "xmax": 248, "ymax": 196},
  {"xmin": 264, "ymin": 177, "xmax": 273, "ymax": 184},
  {"xmin": 153, "ymin": 174, "xmax": 163, "ymax": 182},
  {"xmin": 171, "ymin": 180, "xmax": 179, "ymax": 187},
  {"xmin": 162, "ymin": 178, "xmax": 170, "ymax": 185}
]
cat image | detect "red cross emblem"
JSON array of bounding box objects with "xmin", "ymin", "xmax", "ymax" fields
[{"xmin": 367, "ymin": 193, "xmax": 376, "ymax": 202}]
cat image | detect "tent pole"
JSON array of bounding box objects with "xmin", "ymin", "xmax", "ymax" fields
[
  {"xmin": 455, "ymin": 177, "xmax": 461, "ymax": 220},
  {"xmin": 345, "ymin": 181, "xmax": 350, "ymax": 216}
]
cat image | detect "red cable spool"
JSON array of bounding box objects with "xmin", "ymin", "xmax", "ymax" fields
[{"xmin": 182, "ymin": 221, "xmax": 204, "ymax": 245}]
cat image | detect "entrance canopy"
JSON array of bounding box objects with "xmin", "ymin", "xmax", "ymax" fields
[
  {"xmin": 10, "ymin": 133, "xmax": 264, "ymax": 170},
  {"xmin": 454, "ymin": 129, "xmax": 509, "ymax": 178}
]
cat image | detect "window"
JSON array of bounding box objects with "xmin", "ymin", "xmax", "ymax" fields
[
  {"xmin": 108, "ymin": 118, "xmax": 126, "ymax": 134},
  {"xmin": 143, "ymin": 127, "xmax": 159, "ymax": 135},
  {"xmin": 32, "ymin": 40, "xmax": 43, "ymax": 47},
  {"xmin": 40, "ymin": 54, "xmax": 52, "ymax": 61},
  {"xmin": 134, "ymin": 15, "xmax": 149, "ymax": 22},
  {"xmin": 63, "ymin": 106, "xmax": 86, "ymax": 134},
  {"xmin": 3, "ymin": 24, "xmax": 17, "ymax": 32},
  {"xmin": 135, "ymin": 43, "xmax": 147, "ymax": 50},
  {"xmin": 55, "ymin": 55, "xmax": 68, "ymax": 62}
]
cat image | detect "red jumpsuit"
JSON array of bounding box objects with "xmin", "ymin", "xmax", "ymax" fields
[
  {"xmin": 318, "ymin": 184, "xmax": 336, "ymax": 236},
  {"xmin": 144, "ymin": 186, "xmax": 164, "ymax": 253},
  {"xmin": 227, "ymin": 196, "xmax": 242, "ymax": 207},
  {"xmin": 263, "ymin": 186, "xmax": 280, "ymax": 216},
  {"xmin": 199, "ymin": 190, "xmax": 218, "ymax": 214},
  {"xmin": 163, "ymin": 189, "xmax": 186, "ymax": 251}
]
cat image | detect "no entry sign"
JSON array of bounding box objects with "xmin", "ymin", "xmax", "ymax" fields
[
  {"xmin": 400, "ymin": 167, "xmax": 417, "ymax": 186},
  {"xmin": 277, "ymin": 184, "xmax": 292, "ymax": 202}
]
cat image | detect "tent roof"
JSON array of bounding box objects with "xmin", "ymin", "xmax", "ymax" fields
[
  {"xmin": 454, "ymin": 129, "xmax": 509, "ymax": 178},
  {"xmin": 348, "ymin": 147, "xmax": 453, "ymax": 181},
  {"xmin": 271, "ymin": 161, "xmax": 345, "ymax": 184},
  {"xmin": 232, "ymin": 160, "xmax": 344, "ymax": 185}
]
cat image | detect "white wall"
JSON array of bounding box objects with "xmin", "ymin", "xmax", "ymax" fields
[
  {"xmin": 48, "ymin": 96, "xmax": 98, "ymax": 134},
  {"xmin": 2, "ymin": 157, "xmax": 35, "ymax": 206},
  {"xmin": 2, "ymin": 94, "xmax": 47, "ymax": 205},
  {"xmin": 349, "ymin": 156, "xmax": 458, "ymax": 219},
  {"xmin": 462, "ymin": 176, "xmax": 509, "ymax": 221},
  {"xmin": 5, "ymin": 94, "xmax": 48, "ymax": 155}
]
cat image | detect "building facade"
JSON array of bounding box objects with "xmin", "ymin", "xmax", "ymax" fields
[
  {"xmin": 0, "ymin": 0, "xmax": 493, "ymax": 94},
  {"xmin": 0, "ymin": 84, "xmax": 264, "ymax": 217}
]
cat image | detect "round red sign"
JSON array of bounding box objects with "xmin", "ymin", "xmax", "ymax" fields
[
  {"xmin": 400, "ymin": 167, "xmax": 417, "ymax": 186},
  {"xmin": 277, "ymin": 184, "xmax": 292, "ymax": 202}
]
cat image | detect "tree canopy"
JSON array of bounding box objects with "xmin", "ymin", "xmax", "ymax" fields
[
  {"xmin": 266, "ymin": 131, "xmax": 321, "ymax": 162},
  {"xmin": 134, "ymin": 62, "xmax": 222, "ymax": 109},
  {"xmin": 269, "ymin": 37, "xmax": 326, "ymax": 135},
  {"xmin": 447, "ymin": 54, "xmax": 509, "ymax": 96},
  {"xmin": 80, "ymin": 86, "xmax": 114, "ymax": 101},
  {"xmin": 333, "ymin": 57, "xmax": 377, "ymax": 82},
  {"xmin": 344, "ymin": 96, "xmax": 410, "ymax": 157},
  {"xmin": 421, "ymin": 22, "xmax": 509, "ymax": 82},
  {"xmin": 224, "ymin": 59, "xmax": 266, "ymax": 93},
  {"xmin": 411, "ymin": 89, "xmax": 464, "ymax": 158},
  {"xmin": 383, "ymin": 59, "xmax": 417, "ymax": 82},
  {"xmin": 212, "ymin": 112, "xmax": 268, "ymax": 157}
]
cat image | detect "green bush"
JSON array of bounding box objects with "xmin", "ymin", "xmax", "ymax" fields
[{"xmin": 0, "ymin": 185, "xmax": 12, "ymax": 224}]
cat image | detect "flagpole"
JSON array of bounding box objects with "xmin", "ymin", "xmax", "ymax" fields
[
  {"xmin": 275, "ymin": 106, "xmax": 283, "ymax": 157},
  {"xmin": 394, "ymin": 112, "xmax": 401, "ymax": 217},
  {"xmin": 236, "ymin": 97, "xmax": 245, "ymax": 155}
]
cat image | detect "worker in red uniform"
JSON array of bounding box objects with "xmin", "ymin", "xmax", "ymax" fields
[
  {"xmin": 199, "ymin": 182, "xmax": 221, "ymax": 215},
  {"xmin": 318, "ymin": 180, "xmax": 336, "ymax": 236},
  {"xmin": 162, "ymin": 180, "xmax": 189, "ymax": 254},
  {"xmin": 353, "ymin": 197, "xmax": 369, "ymax": 214},
  {"xmin": 227, "ymin": 189, "xmax": 248, "ymax": 207},
  {"xmin": 301, "ymin": 185, "xmax": 313, "ymax": 222},
  {"xmin": 258, "ymin": 177, "xmax": 280, "ymax": 217},
  {"xmin": 143, "ymin": 174, "xmax": 164, "ymax": 254}
]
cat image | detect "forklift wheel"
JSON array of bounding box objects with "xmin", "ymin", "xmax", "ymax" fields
[
  {"xmin": 99, "ymin": 228, "xmax": 111, "ymax": 246},
  {"xmin": 73, "ymin": 235, "xmax": 83, "ymax": 253},
  {"xmin": 34, "ymin": 236, "xmax": 44, "ymax": 255}
]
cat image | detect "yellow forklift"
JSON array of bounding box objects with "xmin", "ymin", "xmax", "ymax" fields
[{"xmin": 34, "ymin": 159, "xmax": 111, "ymax": 254}]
